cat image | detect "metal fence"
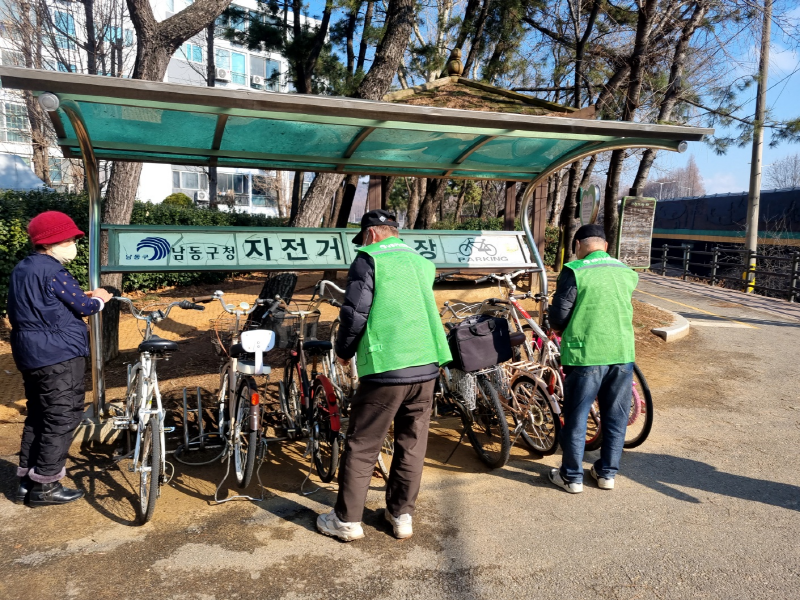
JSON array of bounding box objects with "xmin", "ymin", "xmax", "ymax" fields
[{"xmin": 652, "ymin": 244, "xmax": 800, "ymax": 303}]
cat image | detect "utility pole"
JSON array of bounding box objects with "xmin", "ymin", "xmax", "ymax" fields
[{"xmin": 745, "ymin": 0, "xmax": 772, "ymax": 292}]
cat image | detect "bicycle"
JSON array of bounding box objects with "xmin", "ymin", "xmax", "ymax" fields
[
  {"xmin": 111, "ymin": 296, "xmax": 205, "ymax": 524},
  {"xmin": 269, "ymin": 279, "xmax": 343, "ymax": 484},
  {"xmin": 438, "ymin": 302, "xmax": 512, "ymax": 469},
  {"xmin": 459, "ymin": 237, "xmax": 497, "ymax": 257},
  {"xmin": 176, "ymin": 292, "xmax": 277, "ymax": 495}
]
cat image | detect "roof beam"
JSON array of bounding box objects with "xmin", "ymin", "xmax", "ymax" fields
[
  {"xmin": 57, "ymin": 137, "xmax": 547, "ymax": 176},
  {"xmin": 443, "ymin": 135, "xmax": 497, "ymax": 176},
  {"xmin": 336, "ymin": 126, "xmax": 375, "ymax": 172}
]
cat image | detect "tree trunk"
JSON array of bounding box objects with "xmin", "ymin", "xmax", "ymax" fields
[
  {"xmin": 356, "ymin": 0, "xmax": 374, "ymax": 74},
  {"xmin": 462, "ymin": 0, "xmax": 491, "ymax": 77},
  {"xmin": 325, "ymin": 181, "xmax": 344, "ymax": 227},
  {"xmin": 454, "ymin": 181, "xmax": 467, "ymax": 224},
  {"xmin": 290, "ymin": 171, "xmax": 303, "ymax": 222},
  {"xmin": 291, "ymin": 0, "xmax": 414, "ymax": 227},
  {"xmin": 630, "ymin": 1, "xmax": 708, "ymax": 196},
  {"xmin": 406, "ymin": 178, "xmax": 423, "ymax": 228},
  {"xmin": 603, "ymin": 0, "xmax": 657, "ymax": 256},
  {"xmin": 336, "ymin": 174, "xmax": 359, "ymax": 228},
  {"xmin": 514, "ymin": 182, "xmax": 527, "ymax": 221},
  {"xmin": 206, "ymin": 22, "xmax": 217, "ymax": 206},
  {"xmin": 556, "ymin": 161, "xmax": 580, "ymax": 270},
  {"xmin": 414, "ymin": 178, "xmax": 446, "ymax": 229}
]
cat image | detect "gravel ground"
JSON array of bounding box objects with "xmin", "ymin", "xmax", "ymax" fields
[{"xmin": 0, "ymin": 275, "xmax": 798, "ymax": 600}]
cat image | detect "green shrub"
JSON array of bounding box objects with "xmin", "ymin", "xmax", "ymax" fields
[
  {"xmin": 0, "ymin": 190, "xmax": 288, "ymax": 315},
  {"xmin": 544, "ymin": 225, "xmax": 559, "ymax": 267},
  {"xmin": 161, "ymin": 192, "xmax": 193, "ymax": 207}
]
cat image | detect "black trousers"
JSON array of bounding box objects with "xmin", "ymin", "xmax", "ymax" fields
[
  {"xmin": 19, "ymin": 356, "xmax": 86, "ymax": 483},
  {"xmin": 335, "ymin": 379, "xmax": 435, "ymax": 523}
]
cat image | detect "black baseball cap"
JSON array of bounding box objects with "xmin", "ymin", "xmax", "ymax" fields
[
  {"xmin": 352, "ymin": 209, "xmax": 399, "ymax": 245},
  {"xmin": 572, "ymin": 224, "xmax": 606, "ymax": 253}
]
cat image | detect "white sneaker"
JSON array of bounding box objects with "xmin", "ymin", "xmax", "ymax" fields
[
  {"xmin": 384, "ymin": 509, "xmax": 413, "ymax": 539},
  {"xmin": 548, "ymin": 468, "xmax": 583, "ymax": 494},
  {"xmin": 591, "ymin": 465, "xmax": 615, "ymax": 490},
  {"xmin": 316, "ymin": 510, "xmax": 365, "ymax": 541}
]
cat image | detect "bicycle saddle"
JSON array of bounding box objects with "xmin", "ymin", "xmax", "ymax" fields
[
  {"xmin": 303, "ymin": 339, "xmax": 333, "ymax": 356},
  {"xmin": 138, "ymin": 336, "xmax": 179, "ymax": 355}
]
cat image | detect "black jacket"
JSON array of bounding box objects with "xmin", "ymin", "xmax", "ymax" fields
[
  {"xmin": 334, "ymin": 252, "xmax": 438, "ymax": 384},
  {"xmin": 549, "ymin": 267, "xmax": 577, "ymax": 332}
]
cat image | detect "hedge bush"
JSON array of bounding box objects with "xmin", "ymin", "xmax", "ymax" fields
[
  {"xmin": 162, "ymin": 192, "xmax": 193, "ymax": 207},
  {"xmin": 0, "ymin": 190, "xmax": 286, "ymax": 315}
]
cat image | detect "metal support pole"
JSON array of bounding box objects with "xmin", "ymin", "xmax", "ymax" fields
[
  {"xmin": 60, "ymin": 99, "xmax": 105, "ymax": 419},
  {"xmin": 710, "ymin": 247, "xmax": 719, "ymax": 286},
  {"xmin": 682, "ymin": 244, "xmax": 690, "ymax": 280},
  {"xmin": 661, "ymin": 244, "xmax": 668, "ymax": 276},
  {"xmin": 789, "ymin": 251, "xmax": 799, "ymax": 303},
  {"xmin": 519, "ymin": 179, "xmax": 548, "ymax": 298}
]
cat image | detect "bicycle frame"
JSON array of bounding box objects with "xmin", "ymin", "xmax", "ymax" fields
[{"xmin": 126, "ymin": 352, "xmax": 165, "ymax": 473}]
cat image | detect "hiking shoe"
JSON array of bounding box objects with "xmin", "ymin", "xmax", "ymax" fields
[
  {"xmin": 384, "ymin": 509, "xmax": 413, "ymax": 539},
  {"xmin": 316, "ymin": 510, "xmax": 365, "ymax": 541},
  {"xmin": 548, "ymin": 468, "xmax": 583, "ymax": 494},
  {"xmin": 591, "ymin": 465, "xmax": 615, "ymax": 490}
]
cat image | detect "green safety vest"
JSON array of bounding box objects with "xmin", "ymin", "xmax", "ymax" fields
[
  {"xmin": 560, "ymin": 251, "xmax": 638, "ymax": 366},
  {"xmin": 355, "ymin": 237, "xmax": 452, "ymax": 378}
]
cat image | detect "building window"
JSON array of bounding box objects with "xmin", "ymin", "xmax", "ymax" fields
[
  {"xmin": 49, "ymin": 157, "xmax": 64, "ymax": 184},
  {"xmin": 181, "ymin": 42, "xmax": 203, "ymax": 63},
  {"xmin": 1, "ymin": 49, "xmax": 24, "ymax": 66},
  {"xmin": 230, "ymin": 52, "xmax": 246, "ymax": 84},
  {"xmin": 124, "ymin": 29, "xmax": 134, "ymax": 46},
  {"xmin": 54, "ymin": 11, "xmax": 76, "ymax": 49},
  {"xmin": 175, "ymin": 170, "xmax": 208, "ymax": 190},
  {"xmin": 218, "ymin": 173, "xmax": 248, "ymax": 195},
  {"xmin": 4, "ymin": 103, "xmax": 29, "ymax": 143},
  {"xmin": 215, "ymin": 48, "xmax": 230, "ymax": 70}
]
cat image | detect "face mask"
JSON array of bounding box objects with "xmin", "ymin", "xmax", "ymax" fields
[{"xmin": 49, "ymin": 241, "xmax": 78, "ymax": 264}]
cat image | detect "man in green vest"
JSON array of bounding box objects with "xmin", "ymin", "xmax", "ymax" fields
[
  {"xmin": 547, "ymin": 224, "xmax": 638, "ymax": 493},
  {"xmin": 316, "ymin": 209, "xmax": 452, "ymax": 541}
]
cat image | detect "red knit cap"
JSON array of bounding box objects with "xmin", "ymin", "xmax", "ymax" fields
[{"xmin": 27, "ymin": 211, "xmax": 85, "ymax": 245}]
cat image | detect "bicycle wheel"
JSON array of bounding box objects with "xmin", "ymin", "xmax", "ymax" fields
[
  {"xmin": 584, "ymin": 401, "xmax": 602, "ymax": 451},
  {"xmin": 511, "ymin": 376, "xmax": 561, "ymax": 455},
  {"xmin": 137, "ymin": 418, "xmax": 161, "ymax": 525},
  {"xmin": 233, "ymin": 377, "xmax": 259, "ymax": 489},
  {"xmin": 462, "ymin": 375, "xmax": 511, "ymax": 469},
  {"xmin": 311, "ymin": 378, "xmax": 340, "ymax": 483},
  {"xmin": 377, "ymin": 428, "xmax": 395, "ymax": 481},
  {"xmin": 624, "ymin": 364, "xmax": 654, "ymax": 449}
]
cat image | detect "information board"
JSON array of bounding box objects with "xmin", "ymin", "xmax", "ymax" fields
[
  {"xmin": 103, "ymin": 226, "xmax": 536, "ymax": 272},
  {"xmin": 580, "ymin": 184, "xmax": 600, "ymax": 225},
  {"xmin": 616, "ymin": 196, "xmax": 657, "ymax": 269}
]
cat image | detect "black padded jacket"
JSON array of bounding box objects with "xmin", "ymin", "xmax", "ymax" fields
[
  {"xmin": 548, "ymin": 267, "xmax": 578, "ymax": 332},
  {"xmin": 334, "ymin": 252, "xmax": 438, "ymax": 384}
]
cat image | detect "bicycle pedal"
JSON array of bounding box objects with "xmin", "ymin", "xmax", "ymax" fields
[
  {"xmin": 111, "ymin": 419, "xmax": 130, "ymax": 430},
  {"xmin": 163, "ymin": 427, "xmax": 176, "ymax": 433}
]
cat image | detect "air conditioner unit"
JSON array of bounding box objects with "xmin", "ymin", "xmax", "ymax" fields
[
  {"xmin": 215, "ymin": 68, "xmax": 231, "ymax": 82},
  {"xmin": 195, "ymin": 190, "xmax": 209, "ymax": 202},
  {"xmin": 251, "ymin": 75, "xmax": 264, "ymax": 87}
]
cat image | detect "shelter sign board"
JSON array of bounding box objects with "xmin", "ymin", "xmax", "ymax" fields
[
  {"xmin": 103, "ymin": 226, "xmax": 534, "ymax": 272},
  {"xmin": 580, "ymin": 184, "xmax": 600, "ymax": 225},
  {"xmin": 616, "ymin": 196, "xmax": 657, "ymax": 269}
]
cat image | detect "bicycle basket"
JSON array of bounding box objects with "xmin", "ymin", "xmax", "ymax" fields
[{"xmin": 263, "ymin": 309, "xmax": 320, "ymax": 349}]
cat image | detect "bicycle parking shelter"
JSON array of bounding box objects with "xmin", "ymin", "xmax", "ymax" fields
[{"xmin": 0, "ymin": 66, "xmax": 712, "ymax": 419}]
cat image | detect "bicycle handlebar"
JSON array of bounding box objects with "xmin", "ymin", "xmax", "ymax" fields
[{"xmin": 113, "ymin": 297, "xmax": 203, "ymax": 321}]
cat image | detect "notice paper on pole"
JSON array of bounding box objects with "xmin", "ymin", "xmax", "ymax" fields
[
  {"xmin": 616, "ymin": 197, "xmax": 657, "ymax": 269},
  {"xmin": 102, "ymin": 225, "xmax": 536, "ymax": 272}
]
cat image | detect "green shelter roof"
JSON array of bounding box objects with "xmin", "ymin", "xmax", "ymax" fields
[{"xmin": 0, "ymin": 67, "xmax": 712, "ymax": 182}]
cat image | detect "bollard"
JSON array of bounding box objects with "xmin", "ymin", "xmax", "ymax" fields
[
  {"xmin": 790, "ymin": 252, "xmax": 800, "ymax": 303},
  {"xmin": 661, "ymin": 244, "xmax": 668, "ymax": 276},
  {"xmin": 682, "ymin": 245, "xmax": 691, "ymax": 280},
  {"xmin": 710, "ymin": 247, "xmax": 719, "ymax": 286}
]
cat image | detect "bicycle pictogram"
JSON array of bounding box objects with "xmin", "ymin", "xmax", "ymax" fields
[{"xmin": 459, "ymin": 237, "xmax": 497, "ymax": 257}]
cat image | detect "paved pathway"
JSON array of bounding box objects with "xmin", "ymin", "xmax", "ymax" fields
[{"xmin": 1, "ymin": 276, "xmax": 799, "ymax": 600}]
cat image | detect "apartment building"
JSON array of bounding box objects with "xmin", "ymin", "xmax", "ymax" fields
[{"xmin": 0, "ymin": 0, "xmax": 313, "ymax": 215}]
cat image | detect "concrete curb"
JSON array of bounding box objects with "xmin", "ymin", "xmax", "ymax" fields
[{"xmin": 646, "ymin": 302, "xmax": 690, "ymax": 342}]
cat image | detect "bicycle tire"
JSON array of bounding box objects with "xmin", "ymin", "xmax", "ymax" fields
[
  {"xmin": 462, "ymin": 375, "xmax": 511, "ymax": 469},
  {"xmin": 234, "ymin": 377, "xmax": 258, "ymax": 489},
  {"xmin": 578, "ymin": 363, "xmax": 654, "ymax": 451},
  {"xmin": 137, "ymin": 418, "xmax": 161, "ymax": 525},
  {"xmin": 511, "ymin": 376, "xmax": 561, "ymax": 455},
  {"xmin": 624, "ymin": 363, "xmax": 653, "ymax": 449},
  {"xmin": 311, "ymin": 378, "xmax": 340, "ymax": 483},
  {"xmin": 584, "ymin": 401, "xmax": 602, "ymax": 452}
]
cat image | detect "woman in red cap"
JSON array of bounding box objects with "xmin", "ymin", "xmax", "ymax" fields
[{"xmin": 7, "ymin": 211, "xmax": 112, "ymax": 506}]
